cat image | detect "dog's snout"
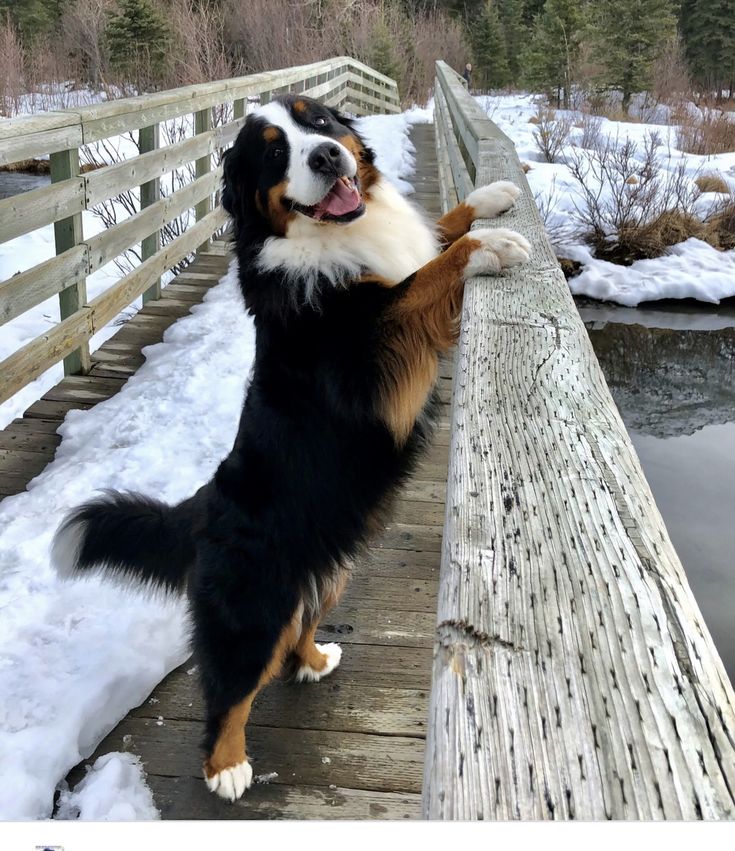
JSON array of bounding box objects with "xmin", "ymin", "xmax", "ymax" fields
[{"xmin": 308, "ymin": 142, "xmax": 343, "ymax": 175}]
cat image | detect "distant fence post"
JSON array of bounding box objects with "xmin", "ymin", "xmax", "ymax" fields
[
  {"xmin": 194, "ymin": 107, "xmax": 213, "ymax": 253},
  {"xmin": 50, "ymin": 147, "xmax": 90, "ymax": 376},
  {"xmin": 139, "ymin": 123, "xmax": 161, "ymax": 303}
]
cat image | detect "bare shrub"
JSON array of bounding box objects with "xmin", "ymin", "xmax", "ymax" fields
[
  {"xmin": 62, "ymin": 0, "xmax": 116, "ymax": 88},
  {"xmin": 577, "ymin": 113, "xmax": 603, "ymax": 150},
  {"xmin": 567, "ymin": 133, "xmax": 703, "ymax": 263},
  {"xmin": 695, "ymin": 173, "xmax": 730, "ymax": 194},
  {"xmin": 0, "ymin": 15, "xmax": 25, "ymax": 117},
  {"xmin": 165, "ymin": 0, "xmax": 235, "ymax": 87},
  {"xmin": 533, "ymin": 107, "xmax": 574, "ymax": 163},
  {"xmin": 676, "ymin": 108, "xmax": 735, "ymax": 155}
]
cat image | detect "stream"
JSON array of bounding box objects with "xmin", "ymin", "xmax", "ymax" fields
[{"xmin": 580, "ymin": 298, "xmax": 735, "ymax": 683}]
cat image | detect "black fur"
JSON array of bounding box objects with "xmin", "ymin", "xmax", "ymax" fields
[{"xmin": 54, "ymin": 95, "xmax": 438, "ymax": 770}]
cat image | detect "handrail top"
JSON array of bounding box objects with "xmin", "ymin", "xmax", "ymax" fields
[
  {"xmin": 435, "ymin": 60, "xmax": 512, "ymax": 150},
  {"xmin": 0, "ymin": 56, "xmax": 399, "ymax": 142}
]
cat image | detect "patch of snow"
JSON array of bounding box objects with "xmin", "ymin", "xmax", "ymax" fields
[
  {"xmin": 55, "ymin": 753, "xmax": 159, "ymax": 821},
  {"xmin": 475, "ymin": 93, "xmax": 735, "ymax": 306},
  {"xmin": 565, "ymin": 239, "xmax": 735, "ymax": 307}
]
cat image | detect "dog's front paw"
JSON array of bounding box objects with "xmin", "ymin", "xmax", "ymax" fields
[
  {"xmin": 464, "ymin": 227, "xmax": 532, "ymax": 279},
  {"xmin": 466, "ymin": 181, "xmax": 521, "ymax": 219},
  {"xmin": 204, "ymin": 758, "xmax": 253, "ymax": 801}
]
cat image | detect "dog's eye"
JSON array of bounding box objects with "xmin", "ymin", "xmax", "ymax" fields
[
  {"xmin": 270, "ymin": 147, "xmax": 285, "ymax": 159},
  {"xmin": 314, "ymin": 116, "xmax": 327, "ymax": 127}
]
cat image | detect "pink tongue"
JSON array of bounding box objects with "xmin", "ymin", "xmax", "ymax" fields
[{"xmin": 314, "ymin": 180, "xmax": 361, "ymax": 218}]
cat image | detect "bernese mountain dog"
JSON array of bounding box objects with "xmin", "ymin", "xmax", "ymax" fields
[{"xmin": 53, "ymin": 94, "xmax": 531, "ymax": 801}]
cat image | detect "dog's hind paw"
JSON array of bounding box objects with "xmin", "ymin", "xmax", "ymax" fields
[
  {"xmin": 466, "ymin": 180, "xmax": 521, "ymax": 219},
  {"xmin": 295, "ymin": 642, "xmax": 342, "ymax": 683},
  {"xmin": 204, "ymin": 759, "xmax": 253, "ymax": 801},
  {"xmin": 464, "ymin": 227, "xmax": 532, "ymax": 278}
]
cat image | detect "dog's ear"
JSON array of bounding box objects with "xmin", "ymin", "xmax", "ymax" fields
[{"xmin": 221, "ymin": 143, "xmax": 244, "ymax": 219}]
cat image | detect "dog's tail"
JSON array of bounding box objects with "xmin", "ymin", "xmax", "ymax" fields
[{"xmin": 51, "ymin": 487, "xmax": 207, "ymax": 593}]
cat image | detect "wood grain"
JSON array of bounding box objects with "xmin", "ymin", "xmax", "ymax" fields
[{"xmin": 423, "ymin": 60, "xmax": 735, "ymax": 821}]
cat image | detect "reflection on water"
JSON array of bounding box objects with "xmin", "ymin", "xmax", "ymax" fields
[
  {"xmin": 0, "ymin": 171, "xmax": 50, "ymax": 200},
  {"xmin": 582, "ymin": 299, "xmax": 735, "ymax": 683}
]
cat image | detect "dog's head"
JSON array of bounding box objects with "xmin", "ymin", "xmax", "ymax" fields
[{"xmin": 222, "ymin": 95, "xmax": 379, "ymax": 237}]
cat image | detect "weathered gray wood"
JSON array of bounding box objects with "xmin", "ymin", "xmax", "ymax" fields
[
  {"xmin": 0, "ymin": 246, "xmax": 89, "ymax": 327},
  {"xmin": 0, "ymin": 177, "xmax": 85, "ymax": 246},
  {"xmin": 423, "ymin": 60, "xmax": 735, "ymax": 821},
  {"xmin": 0, "ymin": 210, "xmax": 225, "ymax": 406},
  {"xmin": 139, "ymin": 123, "xmax": 161, "ymax": 303},
  {"xmin": 194, "ymin": 107, "xmax": 213, "ymax": 253},
  {"xmin": 50, "ymin": 148, "xmax": 90, "ymax": 376},
  {"xmin": 0, "ymin": 112, "xmax": 83, "ymax": 165}
]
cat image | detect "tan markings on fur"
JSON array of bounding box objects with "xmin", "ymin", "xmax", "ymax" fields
[
  {"xmin": 294, "ymin": 569, "xmax": 349, "ymax": 671},
  {"xmin": 338, "ymin": 133, "xmax": 380, "ymax": 197},
  {"xmin": 293, "ymin": 99, "xmax": 307, "ymax": 113},
  {"xmin": 265, "ymin": 178, "xmax": 295, "ymax": 237},
  {"xmin": 437, "ymin": 202, "xmax": 475, "ymax": 247},
  {"xmin": 378, "ymin": 235, "xmax": 483, "ymax": 444},
  {"xmin": 202, "ymin": 613, "xmax": 301, "ymax": 779},
  {"xmin": 263, "ymin": 126, "xmax": 280, "ymax": 143}
]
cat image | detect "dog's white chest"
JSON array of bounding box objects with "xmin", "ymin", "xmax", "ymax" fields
[{"xmin": 258, "ymin": 179, "xmax": 440, "ymax": 290}]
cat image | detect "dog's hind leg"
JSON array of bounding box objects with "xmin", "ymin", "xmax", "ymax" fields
[
  {"xmin": 436, "ymin": 181, "xmax": 521, "ymax": 247},
  {"xmin": 293, "ymin": 569, "xmax": 349, "ymax": 683},
  {"xmin": 193, "ymin": 571, "xmax": 302, "ymax": 801}
]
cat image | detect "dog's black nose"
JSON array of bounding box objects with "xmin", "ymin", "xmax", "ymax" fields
[{"xmin": 308, "ymin": 142, "xmax": 342, "ymax": 175}]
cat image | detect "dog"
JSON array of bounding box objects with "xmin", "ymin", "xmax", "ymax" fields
[{"xmin": 52, "ymin": 94, "xmax": 531, "ymax": 801}]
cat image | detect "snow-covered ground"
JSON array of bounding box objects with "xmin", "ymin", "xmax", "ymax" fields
[
  {"xmin": 0, "ymin": 109, "xmax": 428, "ymax": 820},
  {"xmin": 477, "ymin": 93, "xmax": 735, "ymax": 306}
]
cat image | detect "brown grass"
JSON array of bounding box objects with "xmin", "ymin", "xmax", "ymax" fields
[
  {"xmin": 694, "ymin": 173, "xmax": 730, "ymax": 194},
  {"xmin": 676, "ymin": 109, "xmax": 735, "ymax": 155}
]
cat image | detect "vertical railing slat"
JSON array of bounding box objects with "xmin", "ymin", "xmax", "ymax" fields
[
  {"xmin": 50, "ymin": 148, "xmax": 90, "ymax": 376},
  {"xmin": 139, "ymin": 123, "xmax": 161, "ymax": 303}
]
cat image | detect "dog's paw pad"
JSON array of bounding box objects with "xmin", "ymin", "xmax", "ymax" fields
[
  {"xmin": 205, "ymin": 759, "xmax": 253, "ymax": 801},
  {"xmin": 464, "ymin": 227, "xmax": 532, "ymax": 278},
  {"xmin": 296, "ymin": 643, "xmax": 343, "ymax": 683},
  {"xmin": 466, "ymin": 181, "xmax": 521, "ymax": 218}
]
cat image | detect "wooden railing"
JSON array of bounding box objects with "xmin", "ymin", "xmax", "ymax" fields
[
  {"xmin": 0, "ymin": 57, "xmax": 400, "ymax": 406},
  {"xmin": 424, "ymin": 60, "xmax": 735, "ymax": 820}
]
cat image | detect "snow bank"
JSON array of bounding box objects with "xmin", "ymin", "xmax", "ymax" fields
[
  {"xmin": 565, "ymin": 239, "xmax": 735, "ymax": 306},
  {"xmin": 476, "ymin": 94, "xmax": 735, "ymax": 307},
  {"xmin": 0, "ymin": 108, "xmax": 422, "ymax": 821},
  {"xmin": 56, "ymin": 753, "xmax": 159, "ymax": 821}
]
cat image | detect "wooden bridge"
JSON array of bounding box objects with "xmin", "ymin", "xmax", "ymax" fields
[{"xmin": 1, "ymin": 58, "xmax": 734, "ymax": 820}]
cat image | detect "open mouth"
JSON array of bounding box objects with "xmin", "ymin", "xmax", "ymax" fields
[{"xmin": 292, "ymin": 176, "xmax": 365, "ymax": 222}]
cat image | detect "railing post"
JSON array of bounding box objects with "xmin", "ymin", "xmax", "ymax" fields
[
  {"xmin": 139, "ymin": 123, "xmax": 160, "ymax": 303},
  {"xmin": 233, "ymin": 98, "xmax": 245, "ymax": 120},
  {"xmin": 50, "ymin": 148, "xmax": 90, "ymax": 376},
  {"xmin": 194, "ymin": 107, "xmax": 213, "ymax": 253}
]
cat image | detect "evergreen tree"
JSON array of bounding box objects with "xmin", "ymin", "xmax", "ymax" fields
[
  {"xmin": 370, "ymin": 18, "xmax": 402, "ymax": 84},
  {"xmin": 590, "ymin": 0, "xmax": 678, "ymax": 114},
  {"xmin": 0, "ymin": 0, "xmax": 63, "ymax": 42},
  {"xmin": 680, "ymin": 0, "xmax": 735, "ymax": 100},
  {"xmin": 522, "ymin": 0, "xmax": 584, "ymax": 106},
  {"xmin": 469, "ymin": 1, "xmax": 510, "ymax": 89},
  {"xmin": 106, "ymin": 0, "xmax": 169, "ymax": 89},
  {"xmin": 497, "ymin": 0, "xmax": 528, "ymax": 83}
]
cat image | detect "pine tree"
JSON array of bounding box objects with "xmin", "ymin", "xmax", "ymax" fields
[
  {"xmin": 470, "ymin": 1, "xmax": 510, "ymax": 90},
  {"xmin": 0, "ymin": 0, "xmax": 62, "ymax": 42},
  {"xmin": 522, "ymin": 0, "xmax": 585, "ymax": 107},
  {"xmin": 680, "ymin": 0, "xmax": 735, "ymax": 100},
  {"xmin": 370, "ymin": 19, "xmax": 402, "ymax": 84},
  {"xmin": 497, "ymin": 0, "xmax": 528, "ymax": 83},
  {"xmin": 106, "ymin": 0, "xmax": 169, "ymax": 89},
  {"xmin": 591, "ymin": 0, "xmax": 678, "ymax": 114}
]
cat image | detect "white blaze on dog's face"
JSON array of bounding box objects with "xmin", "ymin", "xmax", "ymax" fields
[{"xmin": 257, "ymin": 101, "xmax": 360, "ymax": 215}]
